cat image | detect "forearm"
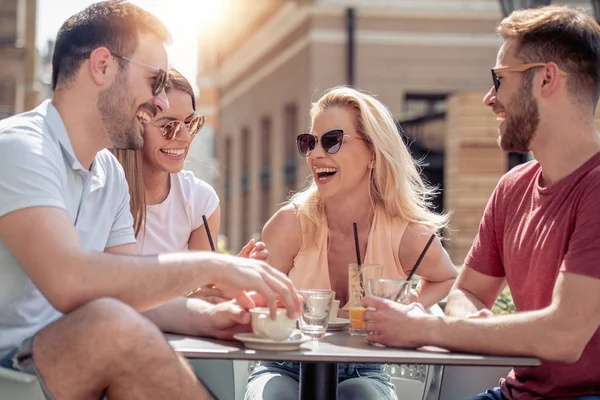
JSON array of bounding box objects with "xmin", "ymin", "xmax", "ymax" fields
[
  {"xmin": 413, "ymin": 278, "xmax": 455, "ymax": 309},
  {"xmin": 426, "ymin": 308, "xmax": 580, "ymax": 362},
  {"xmin": 444, "ymin": 287, "xmax": 489, "ymax": 317},
  {"xmin": 61, "ymin": 251, "xmax": 219, "ymax": 313},
  {"xmin": 143, "ymin": 297, "xmax": 214, "ymax": 336}
]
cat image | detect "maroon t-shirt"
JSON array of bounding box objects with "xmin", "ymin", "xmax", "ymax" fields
[{"xmin": 465, "ymin": 152, "xmax": 600, "ymax": 399}]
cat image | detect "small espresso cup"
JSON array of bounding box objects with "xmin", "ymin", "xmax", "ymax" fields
[
  {"xmin": 328, "ymin": 299, "xmax": 341, "ymax": 322},
  {"xmin": 250, "ymin": 308, "xmax": 297, "ymax": 341}
]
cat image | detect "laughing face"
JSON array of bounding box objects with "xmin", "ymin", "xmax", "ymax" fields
[
  {"xmin": 308, "ymin": 106, "xmax": 373, "ymax": 200},
  {"xmin": 141, "ymin": 88, "xmax": 196, "ymax": 174},
  {"xmin": 485, "ymin": 40, "xmax": 540, "ymax": 153},
  {"xmin": 103, "ymin": 32, "xmax": 169, "ymax": 150}
]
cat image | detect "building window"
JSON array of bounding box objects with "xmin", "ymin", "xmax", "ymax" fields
[
  {"xmin": 260, "ymin": 117, "xmax": 271, "ymax": 226},
  {"xmin": 284, "ymin": 104, "xmax": 298, "ymax": 195},
  {"xmin": 404, "ymin": 93, "xmax": 447, "ymax": 120}
]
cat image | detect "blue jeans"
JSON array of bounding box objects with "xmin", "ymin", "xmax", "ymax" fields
[
  {"xmin": 464, "ymin": 387, "xmax": 600, "ymax": 400},
  {"xmin": 245, "ymin": 361, "xmax": 398, "ymax": 400}
]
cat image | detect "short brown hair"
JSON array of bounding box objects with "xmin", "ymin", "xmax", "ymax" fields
[
  {"xmin": 498, "ymin": 5, "xmax": 600, "ymax": 107},
  {"xmin": 52, "ymin": 1, "xmax": 171, "ymax": 90}
]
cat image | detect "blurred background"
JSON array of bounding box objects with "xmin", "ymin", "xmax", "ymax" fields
[{"xmin": 2, "ymin": 0, "xmax": 600, "ymax": 261}]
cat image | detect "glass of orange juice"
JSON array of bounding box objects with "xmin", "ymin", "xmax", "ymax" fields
[{"xmin": 348, "ymin": 263, "xmax": 382, "ymax": 336}]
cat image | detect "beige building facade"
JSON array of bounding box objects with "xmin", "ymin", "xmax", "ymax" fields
[
  {"xmin": 0, "ymin": 0, "xmax": 38, "ymax": 119},
  {"xmin": 196, "ymin": 0, "xmax": 597, "ymax": 262}
]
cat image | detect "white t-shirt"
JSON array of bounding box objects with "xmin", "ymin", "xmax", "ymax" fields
[
  {"xmin": 137, "ymin": 170, "xmax": 219, "ymax": 255},
  {"xmin": 0, "ymin": 101, "xmax": 135, "ymax": 356}
]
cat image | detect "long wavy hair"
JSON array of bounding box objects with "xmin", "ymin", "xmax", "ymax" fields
[
  {"xmin": 290, "ymin": 86, "xmax": 448, "ymax": 247},
  {"xmin": 110, "ymin": 66, "xmax": 196, "ymax": 236}
]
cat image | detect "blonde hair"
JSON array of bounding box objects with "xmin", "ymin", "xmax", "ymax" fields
[{"xmin": 290, "ymin": 86, "xmax": 447, "ymax": 246}]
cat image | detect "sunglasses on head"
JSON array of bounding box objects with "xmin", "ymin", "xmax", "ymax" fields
[
  {"xmin": 296, "ymin": 129, "xmax": 348, "ymax": 157},
  {"xmin": 148, "ymin": 113, "xmax": 205, "ymax": 141},
  {"xmin": 113, "ymin": 55, "xmax": 169, "ymax": 97}
]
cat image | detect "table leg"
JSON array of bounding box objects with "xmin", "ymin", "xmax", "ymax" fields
[{"xmin": 299, "ymin": 362, "xmax": 338, "ymax": 400}]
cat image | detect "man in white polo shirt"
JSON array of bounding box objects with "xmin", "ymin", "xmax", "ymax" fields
[{"xmin": 0, "ymin": 2, "xmax": 301, "ymax": 399}]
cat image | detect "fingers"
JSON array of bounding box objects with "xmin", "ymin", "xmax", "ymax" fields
[
  {"xmin": 260, "ymin": 270, "xmax": 296, "ymax": 319},
  {"xmin": 234, "ymin": 291, "xmax": 257, "ymax": 310},
  {"xmin": 238, "ymin": 239, "xmax": 256, "ymax": 258},
  {"xmin": 362, "ymin": 295, "xmax": 391, "ymax": 310},
  {"xmin": 366, "ymin": 332, "xmax": 387, "ymax": 346},
  {"xmin": 249, "ymin": 248, "xmax": 269, "ymax": 261},
  {"xmin": 467, "ymin": 308, "xmax": 494, "ymax": 318}
]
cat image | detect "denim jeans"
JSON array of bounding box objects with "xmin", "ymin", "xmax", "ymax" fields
[
  {"xmin": 463, "ymin": 387, "xmax": 600, "ymax": 400},
  {"xmin": 245, "ymin": 361, "xmax": 398, "ymax": 400}
]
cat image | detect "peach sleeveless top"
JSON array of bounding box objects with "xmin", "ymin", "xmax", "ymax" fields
[{"xmin": 289, "ymin": 206, "xmax": 409, "ymax": 307}]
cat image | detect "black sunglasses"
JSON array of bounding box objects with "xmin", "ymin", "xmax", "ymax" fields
[
  {"xmin": 296, "ymin": 129, "xmax": 347, "ymax": 157},
  {"xmin": 147, "ymin": 113, "xmax": 205, "ymax": 141},
  {"xmin": 114, "ymin": 55, "xmax": 169, "ymax": 97}
]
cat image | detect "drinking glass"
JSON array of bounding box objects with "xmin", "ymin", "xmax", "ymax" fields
[
  {"xmin": 348, "ymin": 263, "xmax": 383, "ymax": 336},
  {"xmin": 297, "ymin": 289, "xmax": 334, "ymax": 339},
  {"xmin": 368, "ymin": 278, "xmax": 411, "ymax": 304}
]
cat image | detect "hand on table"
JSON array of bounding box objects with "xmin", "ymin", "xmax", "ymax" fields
[
  {"xmin": 209, "ymin": 253, "xmax": 302, "ymax": 319},
  {"xmin": 195, "ymin": 300, "xmax": 253, "ymax": 340},
  {"xmin": 362, "ymin": 295, "xmax": 432, "ymax": 348}
]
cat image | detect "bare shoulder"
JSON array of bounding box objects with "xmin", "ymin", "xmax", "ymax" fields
[
  {"xmin": 398, "ymin": 223, "xmax": 444, "ymax": 273},
  {"xmin": 263, "ymin": 203, "xmax": 302, "ymax": 246},
  {"xmin": 262, "ymin": 203, "xmax": 302, "ymax": 273}
]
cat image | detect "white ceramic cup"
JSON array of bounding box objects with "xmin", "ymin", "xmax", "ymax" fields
[
  {"xmin": 328, "ymin": 299, "xmax": 341, "ymax": 322},
  {"xmin": 250, "ymin": 308, "xmax": 297, "ymax": 341}
]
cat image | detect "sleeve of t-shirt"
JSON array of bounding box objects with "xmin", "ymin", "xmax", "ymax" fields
[
  {"xmin": 185, "ymin": 173, "xmax": 220, "ymax": 231},
  {"xmin": 104, "ymin": 153, "xmax": 136, "ymax": 248},
  {"xmin": 561, "ymin": 172, "xmax": 600, "ymax": 279},
  {"xmin": 0, "ymin": 130, "xmax": 66, "ymax": 218},
  {"xmin": 463, "ymin": 178, "xmax": 506, "ymax": 278}
]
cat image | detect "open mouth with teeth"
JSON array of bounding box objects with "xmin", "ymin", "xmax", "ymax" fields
[
  {"xmin": 136, "ymin": 110, "xmax": 152, "ymax": 125},
  {"xmin": 496, "ymin": 112, "xmax": 506, "ymax": 122},
  {"xmin": 160, "ymin": 148, "xmax": 186, "ymax": 159},
  {"xmin": 315, "ymin": 167, "xmax": 338, "ymax": 182}
]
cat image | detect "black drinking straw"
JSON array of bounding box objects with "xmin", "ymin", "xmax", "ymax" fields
[
  {"xmin": 202, "ymin": 215, "xmax": 216, "ymax": 251},
  {"xmin": 396, "ymin": 233, "xmax": 436, "ymax": 302},
  {"xmin": 352, "ymin": 222, "xmax": 365, "ymax": 297}
]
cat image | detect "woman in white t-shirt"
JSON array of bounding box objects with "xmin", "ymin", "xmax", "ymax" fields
[
  {"xmin": 112, "ymin": 67, "xmax": 220, "ymax": 257},
  {"xmin": 112, "ymin": 68, "xmax": 265, "ymax": 273}
]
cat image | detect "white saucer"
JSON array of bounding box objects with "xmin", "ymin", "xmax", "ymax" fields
[
  {"xmin": 233, "ymin": 330, "xmax": 311, "ymax": 351},
  {"xmin": 327, "ymin": 318, "xmax": 350, "ymax": 331}
]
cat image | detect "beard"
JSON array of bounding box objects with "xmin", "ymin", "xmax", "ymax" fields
[
  {"xmin": 499, "ymin": 78, "xmax": 540, "ymax": 153},
  {"xmin": 98, "ymin": 71, "xmax": 144, "ymax": 150}
]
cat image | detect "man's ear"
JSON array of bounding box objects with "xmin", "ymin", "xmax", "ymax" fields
[{"xmin": 88, "ymin": 47, "xmax": 115, "ymax": 87}]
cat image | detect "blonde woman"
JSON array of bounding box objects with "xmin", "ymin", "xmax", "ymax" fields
[{"xmin": 245, "ymin": 87, "xmax": 457, "ymax": 400}]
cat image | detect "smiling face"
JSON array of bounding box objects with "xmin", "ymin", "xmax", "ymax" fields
[
  {"xmin": 141, "ymin": 88, "xmax": 196, "ymax": 174},
  {"xmin": 102, "ymin": 32, "xmax": 169, "ymax": 150},
  {"xmin": 484, "ymin": 40, "xmax": 540, "ymax": 153},
  {"xmin": 308, "ymin": 106, "xmax": 373, "ymax": 201}
]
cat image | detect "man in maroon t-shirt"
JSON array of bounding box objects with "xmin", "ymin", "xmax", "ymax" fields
[{"xmin": 361, "ymin": 5, "xmax": 600, "ymax": 400}]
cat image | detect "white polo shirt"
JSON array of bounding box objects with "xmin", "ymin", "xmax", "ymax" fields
[{"xmin": 0, "ymin": 100, "xmax": 136, "ymax": 356}]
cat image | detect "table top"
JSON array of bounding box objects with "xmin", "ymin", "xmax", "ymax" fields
[{"xmin": 167, "ymin": 331, "xmax": 541, "ymax": 367}]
